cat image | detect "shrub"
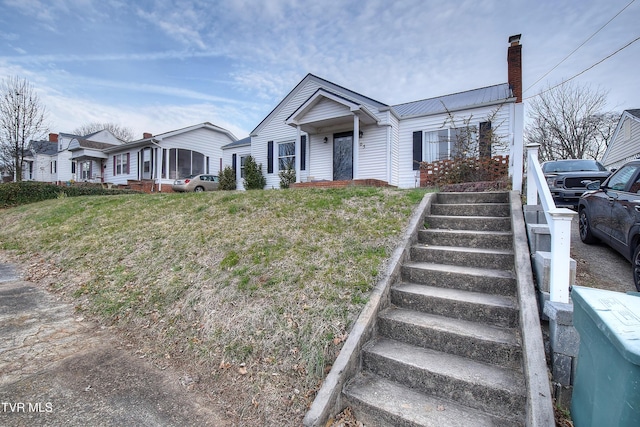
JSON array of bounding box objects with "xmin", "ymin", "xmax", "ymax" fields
[
  {"xmin": 243, "ymin": 156, "xmax": 266, "ymax": 190},
  {"xmin": 278, "ymin": 167, "xmax": 296, "ymax": 189},
  {"xmin": 219, "ymin": 166, "xmax": 237, "ymax": 191},
  {"xmin": 0, "ymin": 181, "xmax": 139, "ymax": 208}
]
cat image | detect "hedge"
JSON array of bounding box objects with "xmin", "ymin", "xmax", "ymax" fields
[{"xmin": 0, "ymin": 182, "xmax": 140, "ymax": 208}]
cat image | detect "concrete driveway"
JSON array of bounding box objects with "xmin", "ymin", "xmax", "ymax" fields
[
  {"xmin": 0, "ymin": 260, "xmax": 227, "ymax": 427},
  {"xmin": 570, "ymin": 217, "xmax": 637, "ymax": 293}
]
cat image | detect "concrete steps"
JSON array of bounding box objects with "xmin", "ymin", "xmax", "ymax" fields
[{"xmin": 343, "ymin": 191, "xmax": 527, "ymax": 426}]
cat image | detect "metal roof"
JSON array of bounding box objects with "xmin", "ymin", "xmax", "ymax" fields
[
  {"xmin": 391, "ymin": 83, "xmax": 512, "ymax": 118},
  {"xmin": 222, "ymin": 137, "xmax": 251, "ymax": 150}
]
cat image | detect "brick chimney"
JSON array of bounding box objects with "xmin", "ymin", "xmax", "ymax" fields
[
  {"xmin": 49, "ymin": 133, "xmax": 58, "ymax": 142},
  {"xmin": 507, "ymin": 34, "xmax": 522, "ymax": 103},
  {"xmin": 143, "ymin": 132, "xmax": 152, "ymax": 139}
]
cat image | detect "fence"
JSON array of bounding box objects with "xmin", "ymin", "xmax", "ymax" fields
[{"xmin": 419, "ymin": 155, "xmax": 510, "ymax": 187}]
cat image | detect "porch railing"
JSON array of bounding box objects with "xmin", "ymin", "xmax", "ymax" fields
[{"xmin": 526, "ymin": 144, "xmax": 576, "ymax": 304}]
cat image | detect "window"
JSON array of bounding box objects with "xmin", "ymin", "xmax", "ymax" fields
[
  {"xmin": 165, "ymin": 148, "xmax": 206, "ymax": 179},
  {"xmin": 608, "ymin": 165, "xmax": 639, "ymax": 191},
  {"xmin": 71, "ymin": 161, "xmax": 76, "ymax": 174},
  {"xmin": 50, "ymin": 160, "xmax": 56, "ymax": 174},
  {"xmin": 81, "ymin": 162, "xmax": 91, "ymax": 180},
  {"xmin": 423, "ymin": 126, "xmax": 477, "ymax": 163},
  {"xmin": 114, "ymin": 153, "xmax": 129, "ymax": 175},
  {"xmin": 278, "ymin": 141, "xmax": 295, "ymax": 171}
]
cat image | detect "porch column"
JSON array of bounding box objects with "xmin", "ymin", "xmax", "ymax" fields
[
  {"xmin": 295, "ymin": 125, "xmax": 302, "ymax": 183},
  {"xmin": 157, "ymin": 147, "xmax": 163, "ymax": 192},
  {"xmin": 353, "ymin": 115, "xmax": 359, "ymax": 179}
]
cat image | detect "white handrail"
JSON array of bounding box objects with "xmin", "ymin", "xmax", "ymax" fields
[{"xmin": 526, "ymin": 144, "xmax": 576, "ymax": 304}]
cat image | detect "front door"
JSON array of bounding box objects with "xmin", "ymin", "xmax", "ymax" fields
[{"xmin": 333, "ymin": 132, "xmax": 353, "ymax": 181}]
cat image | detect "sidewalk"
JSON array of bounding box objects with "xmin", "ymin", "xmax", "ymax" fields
[{"xmin": 0, "ymin": 260, "xmax": 227, "ymax": 427}]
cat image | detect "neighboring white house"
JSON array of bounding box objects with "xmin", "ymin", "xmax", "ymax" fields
[
  {"xmin": 22, "ymin": 137, "xmax": 59, "ymax": 182},
  {"xmin": 226, "ymin": 35, "xmax": 524, "ymax": 190},
  {"xmin": 102, "ymin": 122, "xmax": 237, "ymax": 191},
  {"xmin": 601, "ymin": 109, "xmax": 640, "ymax": 170},
  {"xmin": 59, "ymin": 130, "xmax": 125, "ymax": 183},
  {"xmin": 21, "ymin": 123, "xmax": 237, "ymax": 191}
]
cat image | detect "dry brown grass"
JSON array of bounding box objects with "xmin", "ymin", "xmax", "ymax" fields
[{"xmin": 1, "ymin": 186, "xmax": 429, "ymax": 425}]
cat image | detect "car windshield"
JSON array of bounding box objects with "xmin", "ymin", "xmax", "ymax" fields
[{"xmin": 542, "ymin": 160, "xmax": 606, "ymax": 173}]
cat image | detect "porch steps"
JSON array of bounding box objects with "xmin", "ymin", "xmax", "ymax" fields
[{"xmin": 343, "ymin": 191, "xmax": 527, "ymax": 426}]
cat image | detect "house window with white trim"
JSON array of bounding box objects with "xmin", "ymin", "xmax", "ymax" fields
[
  {"xmin": 423, "ymin": 126, "xmax": 478, "ymax": 162},
  {"xmin": 114, "ymin": 153, "xmax": 129, "ymax": 175},
  {"xmin": 81, "ymin": 161, "xmax": 91, "ymax": 180},
  {"xmin": 50, "ymin": 160, "xmax": 56, "ymax": 174},
  {"xmin": 278, "ymin": 141, "xmax": 295, "ymax": 171}
]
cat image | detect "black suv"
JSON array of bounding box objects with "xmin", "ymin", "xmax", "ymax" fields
[
  {"xmin": 542, "ymin": 159, "xmax": 610, "ymax": 209},
  {"xmin": 578, "ymin": 160, "xmax": 640, "ymax": 291}
]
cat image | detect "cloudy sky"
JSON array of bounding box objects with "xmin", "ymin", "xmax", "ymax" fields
[{"xmin": 0, "ymin": 0, "xmax": 638, "ymax": 140}]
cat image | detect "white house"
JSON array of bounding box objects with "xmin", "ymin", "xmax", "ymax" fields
[
  {"xmin": 22, "ymin": 136, "xmax": 59, "ymax": 182},
  {"xmin": 60, "ymin": 130, "xmax": 125, "ymax": 183},
  {"xmin": 601, "ymin": 109, "xmax": 640, "ymax": 170},
  {"xmin": 102, "ymin": 122, "xmax": 237, "ymax": 191},
  {"xmin": 226, "ymin": 35, "xmax": 524, "ymax": 190}
]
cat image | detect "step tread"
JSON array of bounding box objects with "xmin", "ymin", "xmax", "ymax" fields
[
  {"xmin": 393, "ymin": 283, "xmax": 517, "ymax": 310},
  {"xmin": 380, "ymin": 307, "xmax": 520, "ymax": 347},
  {"xmin": 403, "ymin": 261, "xmax": 515, "ymax": 280},
  {"xmin": 366, "ymin": 337, "xmax": 526, "ymax": 396},
  {"xmin": 345, "ymin": 372, "xmax": 516, "ymax": 427},
  {"xmin": 422, "ymin": 228, "xmax": 512, "ymax": 237},
  {"xmin": 426, "ymin": 214, "xmax": 510, "ymax": 221},
  {"xmin": 413, "ymin": 244, "xmax": 514, "ymax": 256}
]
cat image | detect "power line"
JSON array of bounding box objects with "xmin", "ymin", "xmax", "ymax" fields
[
  {"xmin": 524, "ymin": 35, "xmax": 640, "ymax": 101},
  {"xmin": 524, "ymin": 0, "xmax": 636, "ymax": 94}
]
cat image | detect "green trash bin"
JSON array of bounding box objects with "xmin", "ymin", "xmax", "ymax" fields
[{"xmin": 571, "ymin": 286, "xmax": 640, "ymax": 427}]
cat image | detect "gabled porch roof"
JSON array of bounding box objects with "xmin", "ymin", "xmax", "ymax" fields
[{"xmin": 285, "ymin": 88, "xmax": 379, "ymax": 134}]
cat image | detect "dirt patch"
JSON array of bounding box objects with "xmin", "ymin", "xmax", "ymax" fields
[{"xmin": 0, "ymin": 258, "xmax": 227, "ymax": 427}]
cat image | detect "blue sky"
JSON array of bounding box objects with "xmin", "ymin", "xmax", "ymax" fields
[{"xmin": 0, "ymin": 0, "xmax": 638, "ymax": 140}]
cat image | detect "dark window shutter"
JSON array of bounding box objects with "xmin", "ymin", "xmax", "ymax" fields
[
  {"xmin": 126, "ymin": 153, "xmax": 130, "ymax": 174},
  {"xmin": 267, "ymin": 141, "xmax": 274, "ymax": 173},
  {"xmin": 113, "ymin": 156, "xmax": 117, "ymax": 175},
  {"xmin": 300, "ymin": 135, "xmax": 306, "ymax": 171},
  {"xmin": 412, "ymin": 131, "xmax": 422, "ymax": 170},
  {"xmin": 232, "ymin": 153, "xmax": 237, "ymax": 172}
]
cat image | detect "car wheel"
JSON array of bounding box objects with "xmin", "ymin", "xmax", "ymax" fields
[
  {"xmin": 634, "ymin": 245, "xmax": 640, "ymax": 292},
  {"xmin": 578, "ymin": 209, "xmax": 597, "ymax": 244},
  {"xmin": 194, "ymin": 186, "xmax": 204, "ymax": 192}
]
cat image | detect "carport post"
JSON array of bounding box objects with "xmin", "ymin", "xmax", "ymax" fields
[{"xmin": 548, "ymin": 208, "xmax": 576, "ymax": 304}]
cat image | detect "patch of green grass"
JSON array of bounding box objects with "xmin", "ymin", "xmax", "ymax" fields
[{"xmin": 0, "ymin": 186, "xmax": 429, "ymax": 424}]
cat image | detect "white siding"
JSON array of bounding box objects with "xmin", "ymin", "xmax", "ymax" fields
[
  {"xmin": 299, "ymin": 98, "xmax": 352, "ymax": 124},
  {"xmin": 222, "ymin": 145, "xmax": 251, "ymax": 190},
  {"xmin": 105, "ymin": 151, "xmax": 136, "ymax": 185},
  {"xmin": 252, "ymin": 77, "xmax": 388, "ymax": 188},
  {"xmin": 603, "ymin": 116, "xmax": 640, "ymax": 169},
  {"xmin": 357, "ymin": 124, "xmax": 389, "ymax": 181},
  {"xmin": 308, "ymin": 134, "xmax": 333, "ymax": 181},
  {"xmin": 396, "ymin": 104, "xmax": 513, "ymax": 189}
]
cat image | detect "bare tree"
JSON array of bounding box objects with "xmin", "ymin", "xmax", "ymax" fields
[
  {"xmin": 525, "ymin": 82, "xmax": 617, "ymax": 162},
  {"xmin": 0, "ymin": 76, "xmax": 48, "ymax": 181},
  {"xmin": 73, "ymin": 122, "xmax": 135, "ymax": 142}
]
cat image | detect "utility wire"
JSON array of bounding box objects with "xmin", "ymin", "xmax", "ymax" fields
[
  {"xmin": 523, "ymin": 35, "xmax": 640, "ymax": 101},
  {"xmin": 524, "ymin": 0, "xmax": 636, "ymax": 94}
]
